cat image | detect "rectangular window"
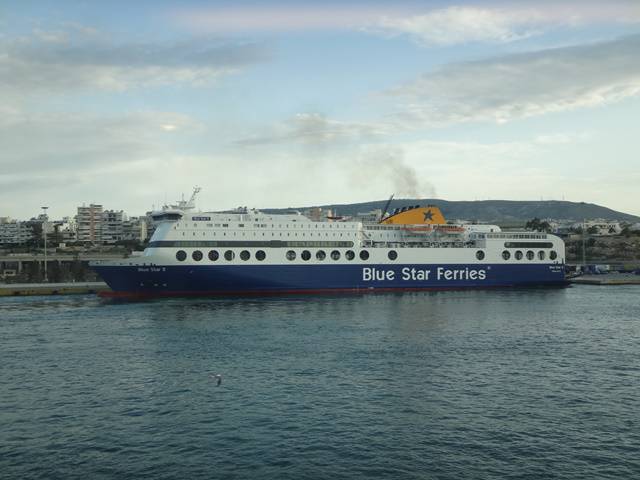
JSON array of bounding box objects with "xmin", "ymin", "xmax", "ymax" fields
[{"xmin": 504, "ymin": 242, "xmax": 554, "ymax": 248}]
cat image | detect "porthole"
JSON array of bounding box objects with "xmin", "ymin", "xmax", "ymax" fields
[
  {"xmin": 538, "ymin": 251, "xmax": 545, "ymax": 260},
  {"xmin": 192, "ymin": 250, "xmax": 203, "ymax": 261},
  {"xmin": 476, "ymin": 250, "xmax": 485, "ymax": 260},
  {"xmin": 388, "ymin": 250, "xmax": 398, "ymax": 260},
  {"xmin": 502, "ymin": 250, "xmax": 510, "ymax": 260},
  {"xmin": 224, "ymin": 250, "xmax": 235, "ymax": 261},
  {"xmin": 550, "ymin": 250, "xmax": 558, "ymax": 260},
  {"xmin": 330, "ymin": 250, "xmax": 340, "ymax": 260},
  {"xmin": 208, "ymin": 250, "xmax": 219, "ymax": 261},
  {"xmin": 240, "ymin": 250, "xmax": 250, "ymax": 261},
  {"xmin": 515, "ymin": 250, "xmax": 523, "ymax": 260},
  {"xmin": 301, "ymin": 250, "xmax": 311, "ymax": 261},
  {"xmin": 286, "ymin": 250, "xmax": 296, "ymax": 261},
  {"xmin": 256, "ymin": 250, "xmax": 266, "ymax": 261},
  {"xmin": 360, "ymin": 250, "xmax": 369, "ymax": 261},
  {"xmin": 526, "ymin": 250, "xmax": 534, "ymax": 260},
  {"xmin": 316, "ymin": 250, "xmax": 326, "ymax": 261},
  {"xmin": 345, "ymin": 250, "xmax": 355, "ymax": 261},
  {"xmin": 176, "ymin": 250, "xmax": 187, "ymax": 261}
]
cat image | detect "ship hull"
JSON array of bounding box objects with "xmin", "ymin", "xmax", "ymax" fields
[{"xmin": 93, "ymin": 263, "xmax": 567, "ymax": 298}]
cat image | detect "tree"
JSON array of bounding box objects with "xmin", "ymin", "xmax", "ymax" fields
[{"xmin": 525, "ymin": 217, "xmax": 552, "ymax": 233}]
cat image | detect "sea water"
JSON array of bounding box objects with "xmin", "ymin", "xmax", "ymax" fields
[{"xmin": 1, "ymin": 286, "xmax": 639, "ymax": 479}]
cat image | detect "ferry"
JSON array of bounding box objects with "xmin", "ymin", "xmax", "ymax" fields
[{"xmin": 91, "ymin": 190, "xmax": 567, "ymax": 298}]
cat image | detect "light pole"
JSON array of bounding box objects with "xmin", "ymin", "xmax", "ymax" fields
[{"xmin": 41, "ymin": 206, "xmax": 48, "ymax": 282}]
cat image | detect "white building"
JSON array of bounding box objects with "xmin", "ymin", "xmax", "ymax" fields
[
  {"xmin": 0, "ymin": 220, "xmax": 35, "ymax": 245},
  {"xmin": 101, "ymin": 210, "xmax": 125, "ymax": 244},
  {"xmin": 56, "ymin": 217, "xmax": 77, "ymax": 243},
  {"xmin": 76, "ymin": 204, "xmax": 103, "ymax": 243},
  {"xmin": 572, "ymin": 220, "xmax": 622, "ymax": 236},
  {"xmin": 122, "ymin": 216, "xmax": 148, "ymax": 243}
]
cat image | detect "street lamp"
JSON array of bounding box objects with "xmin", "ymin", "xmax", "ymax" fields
[{"xmin": 41, "ymin": 206, "xmax": 48, "ymax": 282}]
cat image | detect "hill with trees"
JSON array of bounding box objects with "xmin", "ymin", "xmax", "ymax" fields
[{"xmin": 265, "ymin": 199, "xmax": 640, "ymax": 224}]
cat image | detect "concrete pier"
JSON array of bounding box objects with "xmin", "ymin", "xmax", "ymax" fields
[{"xmin": 0, "ymin": 282, "xmax": 110, "ymax": 296}]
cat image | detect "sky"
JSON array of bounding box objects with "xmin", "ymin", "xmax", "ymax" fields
[{"xmin": 1, "ymin": 0, "xmax": 640, "ymax": 219}]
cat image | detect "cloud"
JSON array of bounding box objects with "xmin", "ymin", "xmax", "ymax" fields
[
  {"xmin": 0, "ymin": 109, "xmax": 202, "ymax": 174},
  {"xmin": 374, "ymin": 6, "xmax": 540, "ymax": 46},
  {"xmin": 388, "ymin": 34, "xmax": 640, "ymax": 125},
  {"xmin": 0, "ymin": 27, "xmax": 269, "ymax": 94},
  {"xmin": 172, "ymin": 1, "xmax": 640, "ymax": 39},
  {"xmin": 234, "ymin": 113, "xmax": 392, "ymax": 147},
  {"xmin": 172, "ymin": 4, "xmax": 402, "ymax": 33},
  {"xmin": 0, "ymin": 107, "xmax": 214, "ymax": 217},
  {"xmin": 371, "ymin": 2, "xmax": 640, "ymax": 46}
]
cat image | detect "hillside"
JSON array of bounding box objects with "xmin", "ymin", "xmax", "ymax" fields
[{"xmin": 264, "ymin": 200, "xmax": 640, "ymax": 224}]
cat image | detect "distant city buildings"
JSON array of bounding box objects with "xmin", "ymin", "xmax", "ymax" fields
[
  {"xmin": 74, "ymin": 205, "xmax": 147, "ymax": 244},
  {"xmin": 0, "ymin": 202, "xmax": 638, "ymax": 249},
  {"xmin": 0, "ymin": 203, "xmax": 149, "ymax": 247},
  {"xmin": 0, "ymin": 217, "xmax": 35, "ymax": 245},
  {"xmin": 571, "ymin": 220, "xmax": 623, "ymax": 236}
]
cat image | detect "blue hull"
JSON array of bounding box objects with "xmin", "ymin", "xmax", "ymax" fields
[{"xmin": 92, "ymin": 263, "xmax": 567, "ymax": 297}]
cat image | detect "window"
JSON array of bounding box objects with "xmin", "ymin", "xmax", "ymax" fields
[
  {"xmin": 224, "ymin": 250, "xmax": 235, "ymax": 261},
  {"xmin": 256, "ymin": 250, "xmax": 266, "ymax": 261},
  {"xmin": 360, "ymin": 250, "xmax": 369, "ymax": 261},
  {"xmin": 388, "ymin": 250, "xmax": 398, "ymax": 260},
  {"xmin": 526, "ymin": 250, "xmax": 534, "ymax": 260},
  {"xmin": 330, "ymin": 250, "xmax": 340, "ymax": 260},
  {"xmin": 208, "ymin": 250, "xmax": 219, "ymax": 261},
  {"xmin": 286, "ymin": 250, "xmax": 296, "ymax": 261},
  {"xmin": 240, "ymin": 250, "xmax": 250, "ymax": 261},
  {"xmin": 301, "ymin": 250, "xmax": 311, "ymax": 261},
  {"xmin": 502, "ymin": 250, "xmax": 511, "ymax": 260},
  {"xmin": 515, "ymin": 250, "xmax": 523, "ymax": 260},
  {"xmin": 316, "ymin": 250, "xmax": 326, "ymax": 261},
  {"xmin": 192, "ymin": 250, "xmax": 203, "ymax": 261},
  {"xmin": 346, "ymin": 250, "xmax": 355, "ymax": 261},
  {"xmin": 176, "ymin": 250, "xmax": 187, "ymax": 261},
  {"xmin": 476, "ymin": 250, "xmax": 485, "ymax": 260},
  {"xmin": 504, "ymin": 242, "xmax": 554, "ymax": 249},
  {"xmin": 538, "ymin": 251, "xmax": 545, "ymax": 260},
  {"xmin": 550, "ymin": 250, "xmax": 558, "ymax": 260}
]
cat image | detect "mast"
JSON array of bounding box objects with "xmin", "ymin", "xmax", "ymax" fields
[
  {"xmin": 380, "ymin": 194, "xmax": 394, "ymax": 223},
  {"xmin": 186, "ymin": 186, "xmax": 201, "ymax": 210}
]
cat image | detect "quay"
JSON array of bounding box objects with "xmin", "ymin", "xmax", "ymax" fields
[
  {"xmin": 0, "ymin": 282, "xmax": 110, "ymax": 297},
  {"xmin": 569, "ymin": 274, "xmax": 640, "ymax": 286}
]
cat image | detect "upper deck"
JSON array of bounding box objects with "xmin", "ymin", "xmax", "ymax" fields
[{"xmin": 146, "ymin": 209, "xmax": 562, "ymax": 257}]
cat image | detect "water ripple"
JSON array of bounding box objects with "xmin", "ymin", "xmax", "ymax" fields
[{"xmin": 1, "ymin": 287, "xmax": 640, "ymax": 479}]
